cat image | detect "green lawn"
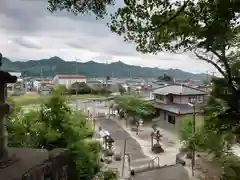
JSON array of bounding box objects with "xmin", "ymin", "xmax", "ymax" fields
[{"xmin": 11, "ymin": 93, "xmax": 104, "ymax": 106}]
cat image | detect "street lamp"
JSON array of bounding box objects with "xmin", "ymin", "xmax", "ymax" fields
[{"xmin": 188, "ymin": 99, "xmax": 197, "ymax": 176}]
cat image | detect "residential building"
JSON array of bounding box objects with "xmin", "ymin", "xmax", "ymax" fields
[
  {"xmin": 152, "ymin": 84, "xmax": 207, "ymax": 132},
  {"xmin": 53, "ymin": 74, "xmax": 86, "ymax": 88}
]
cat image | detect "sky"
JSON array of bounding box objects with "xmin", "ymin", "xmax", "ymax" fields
[{"xmin": 0, "ymin": 0, "xmax": 219, "ymax": 75}]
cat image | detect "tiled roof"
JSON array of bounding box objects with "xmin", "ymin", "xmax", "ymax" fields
[
  {"xmin": 152, "ymin": 84, "xmax": 207, "ymax": 95},
  {"xmin": 153, "ymin": 102, "xmax": 201, "ymax": 114},
  {"xmin": 55, "ymin": 74, "xmax": 85, "ymax": 79}
]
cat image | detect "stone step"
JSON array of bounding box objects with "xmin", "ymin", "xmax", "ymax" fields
[{"xmin": 130, "ymin": 158, "xmax": 151, "ymax": 168}]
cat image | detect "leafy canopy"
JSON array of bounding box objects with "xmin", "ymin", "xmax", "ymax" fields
[
  {"xmin": 110, "ymin": 0, "xmax": 240, "ymax": 95},
  {"xmin": 115, "ymin": 95, "xmax": 154, "ymax": 118},
  {"xmin": 47, "ymin": 0, "xmax": 115, "ymax": 18}
]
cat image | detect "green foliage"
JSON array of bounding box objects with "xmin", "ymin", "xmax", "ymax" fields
[
  {"xmin": 118, "ymin": 85, "xmax": 126, "ymax": 95},
  {"xmin": 179, "ymin": 117, "xmax": 203, "ymax": 151},
  {"xmin": 7, "ymin": 93, "xmax": 115, "ymax": 180},
  {"xmin": 47, "ymin": 0, "xmax": 115, "ymax": 18},
  {"xmin": 115, "ymin": 95, "xmax": 155, "ymax": 121},
  {"xmin": 179, "ymin": 116, "xmax": 235, "ymax": 158},
  {"xmin": 69, "ymin": 82, "xmax": 92, "ymax": 95},
  {"xmin": 157, "ymin": 73, "xmax": 174, "ymax": 82},
  {"xmin": 94, "ymin": 169, "xmax": 118, "ymax": 180},
  {"xmin": 110, "ymin": 0, "xmax": 240, "ymax": 113},
  {"xmin": 53, "ymin": 85, "xmax": 68, "ymax": 95},
  {"xmin": 220, "ymin": 155, "xmax": 240, "ymax": 180}
]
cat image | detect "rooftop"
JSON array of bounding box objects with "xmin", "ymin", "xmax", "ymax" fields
[
  {"xmin": 153, "ymin": 84, "xmax": 207, "ymax": 96},
  {"xmin": 153, "ymin": 102, "xmax": 201, "ymax": 114},
  {"xmin": 55, "ymin": 74, "xmax": 85, "ymax": 79}
]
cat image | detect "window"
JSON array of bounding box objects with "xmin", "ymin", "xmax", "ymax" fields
[
  {"xmin": 168, "ymin": 115, "xmax": 176, "ymax": 124},
  {"xmin": 168, "ymin": 95, "xmax": 174, "ymax": 103},
  {"xmin": 197, "ymin": 96, "xmax": 202, "ymax": 102},
  {"xmin": 164, "ymin": 111, "xmax": 166, "ymax": 120},
  {"xmin": 156, "ymin": 95, "xmax": 164, "ymax": 100},
  {"xmin": 189, "ymin": 96, "xmax": 197, "ymax": 103}
]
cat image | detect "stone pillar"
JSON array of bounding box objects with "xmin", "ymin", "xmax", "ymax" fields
[
  {"xmin": 0, "ymin": 53, "xmax": 18, "ymax": 167},
  {"xmin": 0, "ymin": 83, "xmax": 8, "ymax": 158}
]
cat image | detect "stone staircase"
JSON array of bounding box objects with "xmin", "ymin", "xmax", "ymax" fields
[{"xmin": 130, "ymin": 156, "xmax": 161, "ymax": 174}]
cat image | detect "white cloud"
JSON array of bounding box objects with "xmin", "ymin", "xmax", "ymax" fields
[{"xmin": 0, "ymin": 0, "xmax": 220, "ymax": 75}]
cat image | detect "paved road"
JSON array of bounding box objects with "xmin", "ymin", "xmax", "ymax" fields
[{"xmin": 96, "ymin": 118, "xmax": 147, "ymax": 161}]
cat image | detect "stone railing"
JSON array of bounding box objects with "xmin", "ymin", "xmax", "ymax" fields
[{"xmin": 22, "ymin": 148, "xmax": 77, "ymax": 180}]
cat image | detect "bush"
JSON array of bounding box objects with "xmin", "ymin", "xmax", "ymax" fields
[
  {"xmin": 53, "ymin": 85, "xmax": 68, "ymax": 95},
  {"xmin": 7, "ymin": 93, "xmax": 106, "ymax": 180},
  {"xmin": 85, "ymin": 139, "xmax": 102, "ymax": 154},
  {"xmin": 69, "ymin": 82, "xmax": 92, "ymax": 95}
]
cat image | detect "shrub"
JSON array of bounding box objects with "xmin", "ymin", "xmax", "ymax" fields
[
  {"xmin": 69, "ymin": 82, "xmax": 92, "ymax": 94},
  {"xmin": 7, "ymin": 93, "xmax": 106, "ymax": 180}
]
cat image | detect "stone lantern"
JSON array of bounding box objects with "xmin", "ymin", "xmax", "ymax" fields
[
  {"xmin": 151, "ymin": 130, "xmax": 164, "ymax": 154},
  {"xmin": 0, "ymin": 53, "xmax": 17, "ymax": 166}
]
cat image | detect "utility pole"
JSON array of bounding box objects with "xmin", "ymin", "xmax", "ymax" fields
[
  {"xmin": 192, "ymin": 104, "xmax": 196, "ymax": 176},
  {"xmin": 24, "ymin": 72, "xmax": 28, "ymax": 93},
  {"xmin": 211, "ymin": 72, "xmax": 216, "ymax": 78},
  {"xmin": 105, "ymin": 60, "xmax": 109, "ymax": 107},
  {"xmin": 75, "ymin": 57, "xmax": 78, "ymax": 96},
  {"xmin": 206, "ymin": 71, "xmax": 209, "ymax": 83},
  {"xmin": 188, "ymin": 101, "xmax": 196, "ymax": 177},
  {"xmin": 121, "ymin": 139, "xmax": 127, "ymax": 178},
  {"xmin": 40, "ymin": 67, "xmax": 43, "ymax": 83},
  {"xmin": 75, "ymin": 57, "xmax": 79, "ymax": 110}
]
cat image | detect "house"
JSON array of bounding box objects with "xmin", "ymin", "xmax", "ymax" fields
[
  {"xmin": 53, "ymin": 74, "xmax": 86, "ymax": 88},
  {"xmin": 152, "ymin": 84, "xmax": 207, "ymax": 132}
]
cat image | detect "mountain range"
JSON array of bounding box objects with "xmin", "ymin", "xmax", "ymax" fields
[{"xmin": 2, "ymin": 56, "xmax": 208, "ymax": 80}]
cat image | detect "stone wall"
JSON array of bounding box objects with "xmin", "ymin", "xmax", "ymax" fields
[{"xmin": 0, "ymin": 148, "xmax": 75, "ymax": 180}]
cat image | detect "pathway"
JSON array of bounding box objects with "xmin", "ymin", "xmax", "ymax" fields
[
  {"xmin": 110, "ymin": 117, "xmax": 200, "ymax": 180},
  {"xmin": 110, "ymin": 117, "xmax": 179, "ymax": 166},
  {"xmin": 96, "ymin": 118, "xmax": 148, "ymax": 161}
]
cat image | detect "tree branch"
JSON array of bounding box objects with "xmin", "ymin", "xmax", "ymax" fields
[
  {"xmin": 150, "ymin": 0, "xmax": 190, "ymax": 31},
  {"xmin": 194, "ymin": 51, "xmax": 227, "ymax": 78},
  {"xmin": 210, "ymin": 48, "xmax": 238, "ymax": 92},
  {"xmin": 210, "ymin": 49, "xmax": 223, "ymax": 60}
]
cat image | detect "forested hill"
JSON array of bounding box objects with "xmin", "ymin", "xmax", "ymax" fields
[{"xmin": 2, "ymin": 56, "xmax": 208, "ymax": 80}]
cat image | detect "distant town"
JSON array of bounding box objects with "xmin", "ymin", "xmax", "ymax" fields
[{"xmin": 7, "ymin": 71, "xmax": 210, "ymax": 97}]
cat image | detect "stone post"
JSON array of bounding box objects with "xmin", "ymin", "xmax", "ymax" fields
[
  {"xmin": 0, "ymin": 53, "xmax": 17, "ymax": 165},
  {"xmin": 0, "ymin": 83, "xmax": 8, "ymax": 158}
]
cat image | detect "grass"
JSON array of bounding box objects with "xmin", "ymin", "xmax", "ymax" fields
[{"xmin": 11, "ymin": 92, "xmax": 104, "ymax": 106}]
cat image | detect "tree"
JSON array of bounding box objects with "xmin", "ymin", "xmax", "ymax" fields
[
  {"xmin": 115, "ymin": 95, "xmax": 154, "ymax": 123},
  {"xmin": 7, "ymin": 92, "xmax": 116, "ymax": 180},
  {"xmin": 157, "ymin": 73, "xmax": 174, "ymax": 83},
  {"xmin": 110, "ymin": 0, "xmax": 240, "ymax": 114},
  {"xmin": 53, "ymin": 84, "xmax": 68, "ymax": 95},
  {"xmin": 47, "ymin": 0, "xmax": 115, "ymax": 18},
  {"xmin": 70, "ymin": 82, "xmax": 92, "ymax": 94},
  {"xmin": 118, "ymin": 84, "xmax": 126, "ymax": 95}
]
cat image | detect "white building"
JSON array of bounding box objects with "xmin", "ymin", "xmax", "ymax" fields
[
  {"xmin": 53, "ymin": 74, "xmax": 86, "ymax": 88},
  {"xmin": 9, "ymin": 72, "xmax": 22, "ymax": 78}
]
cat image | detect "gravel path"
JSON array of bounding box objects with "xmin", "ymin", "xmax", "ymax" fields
[{"xmin": 96, "ymin": 118, "xmax": 148, "ymax": 161}]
